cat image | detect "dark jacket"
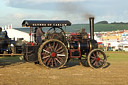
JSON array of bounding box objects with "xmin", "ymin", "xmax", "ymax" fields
[{"xmin": 36, "ymin": 28, "xmax": 44, "ymax": 37}]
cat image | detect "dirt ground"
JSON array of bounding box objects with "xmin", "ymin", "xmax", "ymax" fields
[{"xmin": 0, "ymin": 55, "xmax": 128, "ymax": 85}]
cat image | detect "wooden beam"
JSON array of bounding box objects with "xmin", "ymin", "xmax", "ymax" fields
[{"xmin": 0, "ymin": 54, "xmax": 24, "ymax": 56}]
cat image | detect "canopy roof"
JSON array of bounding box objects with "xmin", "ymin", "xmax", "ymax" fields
[{"xmin": 22, "ymin": 20, "xmax": 71, "ymax": 27}]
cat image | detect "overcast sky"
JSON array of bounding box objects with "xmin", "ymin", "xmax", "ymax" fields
[{"xmin": 0, "ymin": 0, "xmax": 128, "ymax": 27}]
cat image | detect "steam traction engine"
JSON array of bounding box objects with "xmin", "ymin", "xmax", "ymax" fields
[{"xmin": 22, "ymin": 17, "xmax": 107, "ymax": 69}]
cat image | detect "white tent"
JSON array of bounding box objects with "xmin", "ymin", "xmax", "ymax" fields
[{"xmin": 6, "ymin": 29, "xmax": 30, "ymax": 41}]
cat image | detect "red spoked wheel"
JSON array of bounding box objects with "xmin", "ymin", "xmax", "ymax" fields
[
  {"xmin": 87, "ymin": 49, "xmax": 107, "ymax": 69},
  {"xmin": 38, "ymin": 39, "xmax": 68, "ymax": 68}
]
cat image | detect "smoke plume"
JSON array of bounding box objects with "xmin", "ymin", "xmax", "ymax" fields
[{"xmin": 57, "ymin": 2, "xmax": 94, "ymax": 22}]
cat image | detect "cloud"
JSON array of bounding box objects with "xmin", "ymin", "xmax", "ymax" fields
[
  {"xmin": 5, "ymin": 0, "xmax": 94, "ymax": 20},
  {"xmin": 95, "ymin": 10, "xmax": 128, "ymax": 23},
  {"xmin": 3, "ymin": 0, "xmax": 128, "ymax": 27},
  {"xmin": 0, "ymin": 12, "xmax": 50, "ymax": 27},
  {"xmin": 12, "ymin": 13, "xmax": 27, "ymax": 19},
  {"xmin": 6, "ymin": 0, "xmax": 86, "ymax": 4},
  {"xmin": 5, "ymin": 0, "xmax": 92, "ymax": 10},
  {"xmin": 25, "ymin": 0, "xmax": 86, "ymax": 3}
]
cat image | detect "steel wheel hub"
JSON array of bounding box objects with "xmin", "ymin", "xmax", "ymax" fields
[
  {"xmin": 51, "ymin": 52, "xmax": 56, "ymax": 57},
  {"xmin": 96, "ymin": 57, "xmax": 100, "ymax": 61}
]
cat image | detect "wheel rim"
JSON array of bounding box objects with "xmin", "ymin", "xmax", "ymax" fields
[
  {"xmin": 88, "ymin": 49, "xmax": 106, "ymax": 68},
  {"xmin": 39, "ymin": 40, "xmax": 68, "ymax": 68}
]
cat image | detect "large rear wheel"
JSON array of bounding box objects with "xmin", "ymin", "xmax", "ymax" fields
[
  {"xmin": 87, "ymin": 49, "xmax": 107, "ymax": 69},
  {"xmin": 38, "ymin": 39, "xmax": 68, "ymax": 69}
]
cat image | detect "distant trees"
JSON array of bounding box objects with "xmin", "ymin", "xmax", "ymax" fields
[
  {"xmin": 96, "ymin": 21, "xmax": 108, "ymax": 24},
  {"xmin": 111, "ymin": 22, "xmax": 128, "ymax": 24},
  {"xmin": 96, "ymin": 21, "xmax": 128, "ymax": 24}
]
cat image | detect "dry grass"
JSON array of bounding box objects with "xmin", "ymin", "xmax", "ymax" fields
[{"xmin": 0, "ymin": 52, "xmax": 128, "ymax": 85}]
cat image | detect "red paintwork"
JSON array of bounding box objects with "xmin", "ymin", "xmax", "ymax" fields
[
  {"xmin": 96, "ymin": 57, "xmax": 100, "ymax": 61},
  {"xmin": 98, "ymin": 42, "xmax": 103, "ymax": 44},
  {"xmin": 69, "ymin": 49, "xmax": 81, "ymax": 58},
  {"xmin": 70, "ymin": 33, "xmax": 79, "ymax": 35},
  {"xmin": 27, "ymin": 42, "xmax": 34, "ymax": 46},
  {"xmin": 51, "ymin": 52, "xmax": 56, "ymax": 57},
  {"xmin": 29, "ymin": 33, "xmax": 31, "ymax": 36}
]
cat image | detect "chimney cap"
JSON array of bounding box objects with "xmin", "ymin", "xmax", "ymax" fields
[{"xmin": 89, "ymin": 17, "xmax": 95, "ymax": 19}]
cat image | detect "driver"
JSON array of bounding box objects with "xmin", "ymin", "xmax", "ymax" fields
[
  {"xmin": 35, "ymin": 27, "xmax": 45, "ymax": 44},
  {"xmin": 79, "ymin": 28, "xmax": 88, "ymax": 39}
]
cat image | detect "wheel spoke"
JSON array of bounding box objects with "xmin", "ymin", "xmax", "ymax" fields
[
  {"xmin": 95, "ymin": 61, "xmax": 99, "ymax": 67},
  {"xmin": 93, "ymin": 60, "xmax": 97, "ymax": 66},
  {"xmin": 55, "ymin": 58, "xmax": 62, "ymax": 64},
  {"xmin": 42, "ymin": 53, "xmax": 47, "ymax": 56},
  {"xmin": 54, "ymin": 58, "xmax": 57, "ymax": 66},
  {"xmin": 56, "ymin": 46, "xmax": 63, "ymax": 52},
  {"xmin": 91, "ymin": 56, "xmax": 96, "ymax": 59},
  {"xmin": 45, "ymin": 45, "xmax": 50, "ymax": 52},
  {"xmin": 51, "ymin": 58, "xmax": 54, "ymax": 67},
  {"xmin": 52, "ymin": 42, "xmax": 55, "ymax": 49},
  {"xmin": 57, "ymin": 57, "xmax": 63, "ymax": 62},
  {"xmin": 91, "ymin": 58, "xmax": 95, "ymax": 64},
  {"xmin": 43, "ymin": 49, "xmax": 50, "ymax": 54},
  {"xmin": 54, "ymin": 43, "xmax": 58, "ymax": 51},
  {"xmin": 57, "ymin": 49, "xmax": 64, "ymax": 54},
  {"xmin": 96, "ymin": 51, "xmax": 100, "ymax": 56},
  {"xmin": 93, "ymin": 53, "xmax": 96, "ymax": 57},
  {"xmin": 98, "ymin": 61, "xmax": 102, "ymax": 66},
  {"xmin": 47, "ymin": 58, "xmax": 52, "ymax": 66},
  {"xmin": 44, "ymin": 57, "xmax": 50, "ymax": 63},
  {"xmin": 42, "ymin": 55, "xmax": 50, "ymax": 59},
  {"xmin": 49, "ymin": 43, "xmax": 52, "ymax": 51},
  {"xmin": 57, "ymin": 54, "xmax": 65, "ymax": 57}
]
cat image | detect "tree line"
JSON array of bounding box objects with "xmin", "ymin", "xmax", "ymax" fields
[{"xmin": 96, "ymin": 21, "xmax": 128, "ymax": 24}]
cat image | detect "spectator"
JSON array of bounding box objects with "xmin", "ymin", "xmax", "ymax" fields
[
  {"xmin": 0, "ymin": 27, "xmax": 5, "ymax": 38},
  {"xmin": 4, "ymin": 30, "xmax": 9, "ymax": 39}
]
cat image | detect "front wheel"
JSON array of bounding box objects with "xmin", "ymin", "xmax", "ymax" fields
[
  {"xmin": 38, "ymin": 39, "xmax": 68, "ymax": 69},
  {"xmin": 87, "ymin": 49, "xmax": 107, "ymax": 69}
]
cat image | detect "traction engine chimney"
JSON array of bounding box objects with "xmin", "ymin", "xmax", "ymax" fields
[{"xmin": 89, "ymin": 17, "xmax": 94, "ymax": 40}]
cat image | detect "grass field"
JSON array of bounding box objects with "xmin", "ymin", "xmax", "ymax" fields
[
  {"xmin": 0, "ymin": 51, "xmax": 128, "ymax": 85},
  {"xmin": 0, "ymin": 51, "xmax": 128, "ymax": 65},
  {"xmin": 105, "ymin": 51, "xmax": 128, "ymax": 62},
  {"xmin": 0, "ymin": 56, "xmax": 24, "ymax": 66}
]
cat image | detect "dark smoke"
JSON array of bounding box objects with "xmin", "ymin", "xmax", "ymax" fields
[{"xmin": 57, "ymin": 2, "xmax": 94, "ymax": 22}]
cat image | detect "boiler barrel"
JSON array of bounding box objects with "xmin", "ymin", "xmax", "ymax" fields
[
  {"xmin": 67, "ymin": 40, "xmax": 98, "ymax": 51},
  {"xmin": 80, "ymin": 40, "xmax": 98, "ymax": 51}
]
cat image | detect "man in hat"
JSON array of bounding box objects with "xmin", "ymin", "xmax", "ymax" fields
[
  {"xmin": 79, "ymin": 28, "xmax": 88, "ymax": 39},
  {"xmin": 35, "ymin": 27, "xmax": 45, "ymax": 44}
]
